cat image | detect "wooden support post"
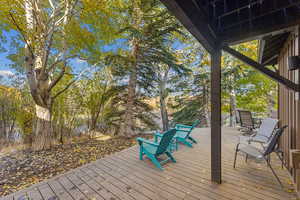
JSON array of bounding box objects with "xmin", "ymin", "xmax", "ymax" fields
[{"xmin": 211, "ymin": 47, "xmax": 222, "ymax": 184}]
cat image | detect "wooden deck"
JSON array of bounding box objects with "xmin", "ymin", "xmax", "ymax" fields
[{"xmin": 1, "ymin": 128, "xmax": 298, "ymax": 200}]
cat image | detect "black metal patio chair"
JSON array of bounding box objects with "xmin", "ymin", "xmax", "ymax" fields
[
  {"xmin": 233, "ymin": 125, "xmax": 288, "ymax": 187},
  {"xmin": 237, "ymin": 110, "xmax": 260, "ymax": 134}
]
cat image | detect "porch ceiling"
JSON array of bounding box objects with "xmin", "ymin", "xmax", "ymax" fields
[
  {"xmin": 258, "ymin": 32, "xmax": 290, "ymax": 66},
  {"xmin": 160, "ymin": 0, "xmax": 300, "ymax": 92},
  {"xmin": 161, "ymin": 0, "xmax": 300, "ymax": 48}
]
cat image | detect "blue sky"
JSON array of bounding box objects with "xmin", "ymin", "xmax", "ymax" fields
[
  {"xmin": 0, "ymin": 53, "xmax": 15, "ymax": 79},
  {"xmin": 0, "ymin": 31, "xmax": 126, "ymax": 77},
  {"xmin": 0, "ymin": 30, "xmax": 18, "ymax": 77},
  {"xmin": 0, "ymin": 28, "xmax": 186, "ymax": 81},
  {"xmin": 0, "ymin": 54, "xmax": 13, "ymax": 70}
]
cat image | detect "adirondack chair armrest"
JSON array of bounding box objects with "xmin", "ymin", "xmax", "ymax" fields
[
  {"xmin": 175, "ymin": 128, "xmax": 190, "ymax": 133},
  {"xmin": 176, "ymin": 124, "xmax": 193, "ymax": 129},
  {"xmin": 153, "ymin": 132, "xmax": 163, "ymax": 142},
  {"xmin": 137, "ymin": 137, "xmax": 159, "ymax": 147},
  {"xmin": 154, "ymin": 132, "xmax": 163, "ymax": 137}
]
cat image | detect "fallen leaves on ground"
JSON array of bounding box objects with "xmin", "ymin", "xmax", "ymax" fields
[{"xmin": 0, "ymin": 134, "xmax": 152, "ymax": 196}]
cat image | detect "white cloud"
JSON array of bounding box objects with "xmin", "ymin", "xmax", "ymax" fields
[{"xmin": 0, "ymin": 70, "xmax": 14, "ymax": 77}]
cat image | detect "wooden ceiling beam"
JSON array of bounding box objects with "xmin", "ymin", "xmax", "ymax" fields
[
  {"xmin": 160, "ymin": 0, "xmax": 218, "ymax": 53},
  {"xmin": 262, "ymin": 54, "xmax": 279, "ymax": 66},
  {"xmin": 258, "ymin": 39, "xmax": 265, "ymax": 64},
  {"xmin": 221, "ymin": 2, "xmax": 300, "ymax": 31},
  {"xmin": 216, "ymin": 0, "xmax": 261, "ymax": 19},
  {"xmin": 221, "ymin": 19, "xmax": 300, "ymax": 45},
  {"xmin": 223, "ymin": 45, "xmax": 300, "ymax": 92}
]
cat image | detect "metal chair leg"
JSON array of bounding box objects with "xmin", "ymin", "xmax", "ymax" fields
[
  {"xmin": 281, "ymin": 152, "xmax": 284, "ymax": 169},
  {"xmin": 265, "ymin": 157, "xmax": 283, "ymax": 188},
  {"xmin": 275, "ymin": 151, "xmax": 284, "ymax": 169},
  {"xmin": 267, "ymin": 154, "xmax": 271, "ymax": 164},
  {"xmin": 233, "ymin": 144, "xmax": 240, "ymax": 168}
]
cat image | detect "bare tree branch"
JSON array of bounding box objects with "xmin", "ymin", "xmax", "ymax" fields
[
  {"xmin": 47, "ymin": 54, "xmax": 78, "ymax": 73},
  {"xmin": 48, "ymin": 64, "xmax": 66, "ymax": 92},
  {"xmin": 42, "ymin": 29, "xmax": 54, "ymax": 70},
  {"xmin": 48, "ymin": 0, "xmax": 55, "ymax": 10},
  {"xmin": 52, "ymin": 67, "xmax": 90, "ymax": 99},
  {"xmin": 8, "ymin": 12, "xmax": 34, "ymax": 57}
]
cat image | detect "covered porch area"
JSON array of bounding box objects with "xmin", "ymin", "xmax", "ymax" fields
[
  {"xmin": 161, "ymin": 0, "xmax": 300, "ymax": 194},
  {"xmin": 1, "ymin": 128, "xmax": 297, "ymax": 200}
]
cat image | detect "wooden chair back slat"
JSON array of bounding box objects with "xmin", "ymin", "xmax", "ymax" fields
[{"xmin": 156, "ymin": 128, "xmax": 176, "ymax": 155}]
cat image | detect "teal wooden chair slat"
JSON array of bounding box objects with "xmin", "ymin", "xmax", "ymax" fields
[
  {"xmin": 175, "ymin": 119, "xmax": 200, "ymax": 148},
  {"xmin": 154, "ymin": 132, "xmax": 177, "ymax": 152},
  {"xmin": 137, "ymin": 129, "xmax": 177, "ymax": 170}
]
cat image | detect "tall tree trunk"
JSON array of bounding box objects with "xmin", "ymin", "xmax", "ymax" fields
[
  {"xmin": 32, "ymin": 104, "xmax": 53, "ymax": 150},
  {"xmin": 120, "ymin": 56, "xmax": 137, "ymax": 137},
  {"xmin": 8, "ymin": 118, "xmax": 16, "ymax": 141},
  {"xmin": 267, "ymin": 91, "xmax": 276, "ymax": 117},
  {"xmin": 228, "ymin": 71, "xmax": 237, "ymax": 127},
  {"xmin": 90, "ymin": 106, "xmax": 98, "ymax": 132},
  {"xmin": 23, "ymin": 0, "xmax": 76, "ymax": 150},
  {"xmin": 90, "ymin": 93, "xmax": 106, "ymax": 131},
  {"xmin": 26, "ymin": 53, "xmax": 54, "ymax": 150},
  {"xmin": 1, "ymin": 104, "xmax": 7, "ymax": 140},
  {"xmin": 119, "ymin": 0, "xmax": 141, "ymax": 137},
  {"xmin": 203, "ymin": 85, "xmax": 210, "ymax": 127},
  {"xmin": 90, "ymin": 116, "xmax": 97, "ymax": 131},
  {"xmin": 229, "ymin": 88, "xmax": 237, "ymax": 127},
  {"xmin": 159, "ymin": 70, "xmax": 169, "ymax": 131},
  {"xmin": 24, "ymin": 0, "xmax": 53, "ymax": 150}
]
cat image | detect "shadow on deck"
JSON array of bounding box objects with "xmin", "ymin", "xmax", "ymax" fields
[{"xmin": 1, "ymin": 128, "xmax": 298, "ymax": 200}]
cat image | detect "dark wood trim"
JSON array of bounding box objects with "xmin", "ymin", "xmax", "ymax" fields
[
  {"xmin": 262, "ymin": 54, "xmax": 279, "ymax": 66},
  {"xmin": 160, "ymin": 0, "xmax": 217, "ymax": 53},
  {"xmin": 258, "ymin": 39, "xmax": 266, "ymax": 64},
  {"xmin": 222, "ymin": 46, "xmax": 300, "ymax": 92},
  {"xmin": 211, "ymin": 48, "xmax": 222, "ymax": 184},
  {"xmin": 221, "ymin": 20, "xmax": 300, "ymax": 45}
]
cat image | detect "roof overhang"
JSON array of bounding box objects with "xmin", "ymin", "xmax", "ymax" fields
[
  {"xmin": 258, "ymin": 31, "xmax": 292, "ymax": 66},
  {"xmin": 161, "ymin": 0, "xmax": 300, "ymax": 50},
  {"xmin": 160, "ymin": 0, "xmax": 218, "ymax": 53}
]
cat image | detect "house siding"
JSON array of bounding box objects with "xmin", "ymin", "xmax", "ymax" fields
[{"xmin": 278, "ymin": 25, "xmax": 300, "ymax": 192}]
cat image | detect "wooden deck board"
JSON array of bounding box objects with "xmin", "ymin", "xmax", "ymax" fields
[
  {"xmin": 27, "ymin": 188, "xmax": 43, "ymax": 200},
  {"xmin": 66, "ymin": 172, "xmax": 104, "ymax": 200},
  {"xmin": 57, "ymin": 175, "xmax": 87, "ymax": 200},
  {"xmin": 78, "ymin": 167, "xmax": 120, "ymax": 200},
  {"xmin": 118, "ymin": 148, "xmax": 284, "ymax": 199},
  {"xmin": 1, "ymin": 128, "xmax": 298, "ymax": 200},
  {"xmin": 105, "ymin": 151, "xmax": 229, "ymax": 200},
  {"xmin": 91, "ymin": 162, "xmax": 150, "ymax": 200},
  {"xmin": 38, "ymin": 184, "xmax": 56, "ymax": 200},
  {"xmin": 87, "ymin": 164, "xmax": 136, "ymax": 200},
  {"xmin": 48, "ymin": 179, "xmax": 74, "ymax": 200},
  {"xmin": 113, "ymin": 149, "xmax": 262, "ymax": 200},
  {"xmin": 99, "ymin": 158, "xmax": 206, "ymax": 200}
]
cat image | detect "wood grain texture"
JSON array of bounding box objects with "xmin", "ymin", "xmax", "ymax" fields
[
  {"xmin": 278, "ymin": 25, "xmax": 300, "ymax": 194},
  {"xmin": 0, "ymin": 128, "xmax": 297, "ymax": 200},
  {"xmin": 211, "ymin": 48, "xmax": 222, "ymax": 184}
]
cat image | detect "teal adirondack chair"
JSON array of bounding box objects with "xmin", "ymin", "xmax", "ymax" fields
[
  {"xmin": 174, "ymin": 119, "xmax": 200, "ymax": 148},
  {"xmin": 137, "ymin": 129, "xmax": 177, "ymax": 170}
]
